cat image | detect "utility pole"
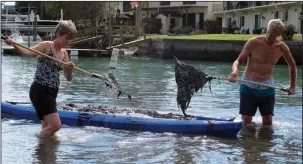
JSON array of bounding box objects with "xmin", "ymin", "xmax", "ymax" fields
[
  {"xmin": 61, "ymin": 9, "xmax": 63, "ymax": 20},
  {"xmin": 28, "ymin": 3, "xmax": 30, "ymax": 47},
  {"xmin": 108, "ymin": 2, "xmax": 112, "ymax": 50},
  {"xmin": 301, "ymin": 2, "xmax": 303, "ymax": 41},
  {"xmin": 135, "ymin": 1, "xmax": 142, "ymax": 38},
  {"xmin": 33, "ymin": 15, "xmax": 37, "ymax": 41},
  {"xmin": 301, "ymin": 2, "xmax": 302, "ymax": 65}
]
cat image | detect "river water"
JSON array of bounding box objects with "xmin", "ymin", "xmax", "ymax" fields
[{"xmin": 1, "ymin": 55, "xmax": 302, "ymax": 164}]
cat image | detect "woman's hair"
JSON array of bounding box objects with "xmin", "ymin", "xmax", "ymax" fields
[
  {"xmin": 54, "ymin": 20, "xmax": 77, "ymax": 39},
  {"xmin": 267, "ymin": 19, "xmax": 285, "ymax": 34}
]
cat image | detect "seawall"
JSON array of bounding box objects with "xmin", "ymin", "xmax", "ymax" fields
[{"xmin": 138, "ymin": 39, "xmax": 302, "ymax": 65}]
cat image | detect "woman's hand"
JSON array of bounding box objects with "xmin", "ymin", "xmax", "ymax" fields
[
  {"xmin": 64, "ymin": 61, "xmax": 75, "ymax": 70},
  {"xmin": 4, "ymin": 36, "xmax": 15, "ymax": 46}
]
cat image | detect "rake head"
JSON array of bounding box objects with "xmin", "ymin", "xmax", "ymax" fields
[{"xmin": 174, "ymin": 56, "xmax": 214, "ymax": 116}]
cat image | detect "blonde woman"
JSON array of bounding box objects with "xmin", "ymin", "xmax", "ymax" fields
[{"xmin": 4, "ymin": 20, "xmax": 77, "ymax": 137}]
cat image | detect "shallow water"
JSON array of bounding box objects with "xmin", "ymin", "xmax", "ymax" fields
[{"xmin": 2, "ymin": 55, "xmax": 302, "ymax": 164}]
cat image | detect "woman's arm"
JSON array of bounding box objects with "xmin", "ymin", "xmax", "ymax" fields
[
  {"xmin": 5, "ymin": 37, "xmax": 47, "ymax": 57},
  {"xmin": 63, "ymin": 50, "xmax": 74, "ymax": 81}
]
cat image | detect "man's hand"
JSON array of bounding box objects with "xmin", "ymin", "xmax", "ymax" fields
[
  {"xmin": 228, "ymin": 72, "xmax": 238, "ymax": 83},
  {"xmin": 288, "ymin": 86, "xmax": 296, "ymax": 95}
]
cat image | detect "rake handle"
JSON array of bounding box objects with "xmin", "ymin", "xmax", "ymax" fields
[
  {"xmin": 1, "ymin": 35, "xmax": 93, "ymax": 77},
  {"xmin": 216, "ymin": 77, "xmax": 290, "ymax": 93}
]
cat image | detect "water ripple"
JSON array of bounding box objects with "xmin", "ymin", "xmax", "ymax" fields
[{"xmin": 2, "ymin": 56, "xmax": 302, "ymax": 164}]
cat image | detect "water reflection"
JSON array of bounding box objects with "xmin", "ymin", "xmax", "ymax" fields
[
  {"xmin": 32, "ymin": 136, "xmax": 60, "ymax": 164},
  {"xmin": 173, "ymin": 136, "xmax": 195, "ymax": 164},
  {"xmin": 239, "ymin": 125, "xmax": 275, "ymax": 164}
]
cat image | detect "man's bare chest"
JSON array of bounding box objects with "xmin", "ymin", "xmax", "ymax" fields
[{"xmin": 250, "ymin": 45, "xmax": 282, "ymax": 65}]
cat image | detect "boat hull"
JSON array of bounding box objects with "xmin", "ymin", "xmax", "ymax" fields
[{"xmin": 1, "ymin": 101, "xmax": 243, "ymax": 138}]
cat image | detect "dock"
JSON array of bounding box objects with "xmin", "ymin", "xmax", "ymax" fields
[
  {"xmin": 64, "ymin": 48, "xmax": 110, "ymax": 57},
  {"xmin": 1, "ymin": 46, "xmax": 110, "ymax": 57},
  {"xmin": 106, "ymin": 38, "xmax": 150, "ymax": 50}
]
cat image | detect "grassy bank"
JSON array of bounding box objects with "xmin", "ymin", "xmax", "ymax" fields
[{"xmin": 146, "ymin": 34, "xmax": 302, "ymax": 41}]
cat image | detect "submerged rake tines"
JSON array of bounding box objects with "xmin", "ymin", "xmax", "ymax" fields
[
  {"xmin": 91, "ymin": 73, "xmax": 132, "ymax": 99},
  {"xmin": 174, "ymin": 56, "xmax": 214, "ymax": 116}
]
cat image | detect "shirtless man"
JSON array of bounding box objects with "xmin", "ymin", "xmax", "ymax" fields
[{"xmin": 228, "ymin": 19, "xmax": 297, "ymax": 126}]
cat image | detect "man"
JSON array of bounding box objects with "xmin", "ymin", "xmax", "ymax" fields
[{"xmin": 228, "ymin": 19, "xmax": 297, "ymax": 126}]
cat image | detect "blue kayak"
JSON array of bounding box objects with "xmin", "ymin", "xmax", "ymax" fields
[{"xmin": 1, "ymin": 101, "xmax": 243, "ymax": 138}]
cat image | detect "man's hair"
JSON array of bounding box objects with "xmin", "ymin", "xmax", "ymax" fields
[
  {"xmin": 267, "ymin": 19, "xmax": 285, "ymax": 34},
  {"xmin": 54, "ymin": 20, "xmax": 77, "ymax": 39}
]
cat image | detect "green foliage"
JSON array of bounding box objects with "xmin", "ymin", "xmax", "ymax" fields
[
  {"xmin": 204, "ymin": 20, "xmax": 221, "ymax": 34},
  {"xmin": 43, "ymin": 2, "xmax": 116, "ymax": 29},
  {"xmin": 282, "ymin": 24, "xmax": 295, "ymax": 41},
  {"xmin": 300, "ymin": 3, "xmax": 303, "ymax": 20}
]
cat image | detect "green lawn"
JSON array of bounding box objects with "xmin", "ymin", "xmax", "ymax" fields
[{"xmin": 145, "ymin": 34, "xmax": 302, "ymax": 41}]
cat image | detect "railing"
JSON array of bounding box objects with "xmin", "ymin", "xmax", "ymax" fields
[
  {"xmin": 212, "ymin": 1, "xmax": 296, "ymax": 13},
  {"xmin": 212, "ymin": 4, "xmax": 224, "ymax": 13}
]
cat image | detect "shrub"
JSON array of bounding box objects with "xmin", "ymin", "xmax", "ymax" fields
[
  {"xmin": 282, "ymin": 24, "xmax": 295, "ymax": 41},
  {"xmin": 173, "ymin": 26, "xmax": 193, "ymax": 34},
  {"xmin": 204, "ymin": 20, "xmax": 221, "ymax": 34},
  {"xmin": 182, "ymin": 26, "xmax": 193, "ymax": 34},
  {"xmin": 173, "ymin": 27, "xmax": 182, "ymax": 34},
  {"xmin": 143, "ymin": 18, "xmax": 162, "ymax": 34}
]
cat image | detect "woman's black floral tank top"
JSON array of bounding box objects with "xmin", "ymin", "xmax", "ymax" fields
[{"xmin": 33, "ymin": 47, "xmax": 63, "ymax": 88}]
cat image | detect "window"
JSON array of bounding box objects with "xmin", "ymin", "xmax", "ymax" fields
[
  {"xmin": 227, "ymin": 18, "xmax": 232, "ymax": 27},
  {"xmin": 123, "ymin": 2, "xmax": 131, "ymax": 12},
  {"xmin": 160, "ymin": 2, "xmax": 170, "ymax": 6},
  {"xmin": 274, "ymin": 12, "xmax": 279, "ymax": 19},
  {"xmin": 240, "ymin": 16, "xmax": 245, "ymax": 27},
  {"xmin": 255, "ymin": 2, "xmax": 261, "ymax": 6},
  {"xmin": 183, "ymin": 1, "xmax": 196, "ymax": 5}
]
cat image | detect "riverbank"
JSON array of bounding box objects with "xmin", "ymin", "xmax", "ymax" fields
[
  {"xmin": 138, "ymin": 37, "xmax": 302, "ymax": 65},
  {"xmin": 145, "ymin": 34, "xmax": 302, "ymax": 41}
]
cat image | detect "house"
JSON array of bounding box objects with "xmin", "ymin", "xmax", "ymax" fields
[
  {"xmin": 141, "ymin": 1, "xmax": 214, "ymax": 34},
  {"xmin": 212, "ymin": 1, "xmax": 302, "ymax": 34}
]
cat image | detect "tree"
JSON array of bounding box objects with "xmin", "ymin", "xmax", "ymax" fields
[
  {"xmin": 43, "ymin": 1, "xmax": 118, "ymax": 30},
  {"xmin": 15, "ymin": 1, "xmax": 46, "ymax": 19}
]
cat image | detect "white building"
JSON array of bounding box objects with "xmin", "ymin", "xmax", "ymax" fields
[
  {"xmin": 212, "ymin": 1, "xmax": 302, "ymax": 34},
  {"xmin": 142, "ymin": 1, "xmax": 214, "ymax": 34}
]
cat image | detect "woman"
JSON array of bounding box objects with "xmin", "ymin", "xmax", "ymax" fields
[{"xmin": 4, "ymin": 20, "xmax": 77, "ymax": 137}]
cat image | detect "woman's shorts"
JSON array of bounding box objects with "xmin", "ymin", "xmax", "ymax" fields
[{"xmin": 29, "ymin": 82, "xmax": 59, "ymax": 120}]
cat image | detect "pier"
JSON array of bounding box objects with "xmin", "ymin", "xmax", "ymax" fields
[
  {"xmin": 65, "ymin": 48, "xmax": 110, "ymax": 57},
  {"xmin": 1, "ymin": 46, "xmax": 110, "ymax": 57}
]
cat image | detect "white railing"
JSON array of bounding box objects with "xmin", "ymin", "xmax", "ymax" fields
[
  {"xmin": 212, "ymin": 4, "xmax": 223, "ymax": 13},
  {"xmin": 212, "ymin": 1, "xmax": 297, "ymax": 13}
]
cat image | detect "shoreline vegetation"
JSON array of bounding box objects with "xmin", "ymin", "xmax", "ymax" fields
[{"xmin": 145, "ymin": 34, "xmax": 302, "ymax": 41}]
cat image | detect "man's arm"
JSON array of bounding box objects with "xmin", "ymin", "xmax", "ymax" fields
[
  {"xmin": 281, "ymin": 42, "xmax": 297, "ymax": 88},
  {"xmin": 231, "ymin": 38, "xmax": 254, "ymax": 74}
]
